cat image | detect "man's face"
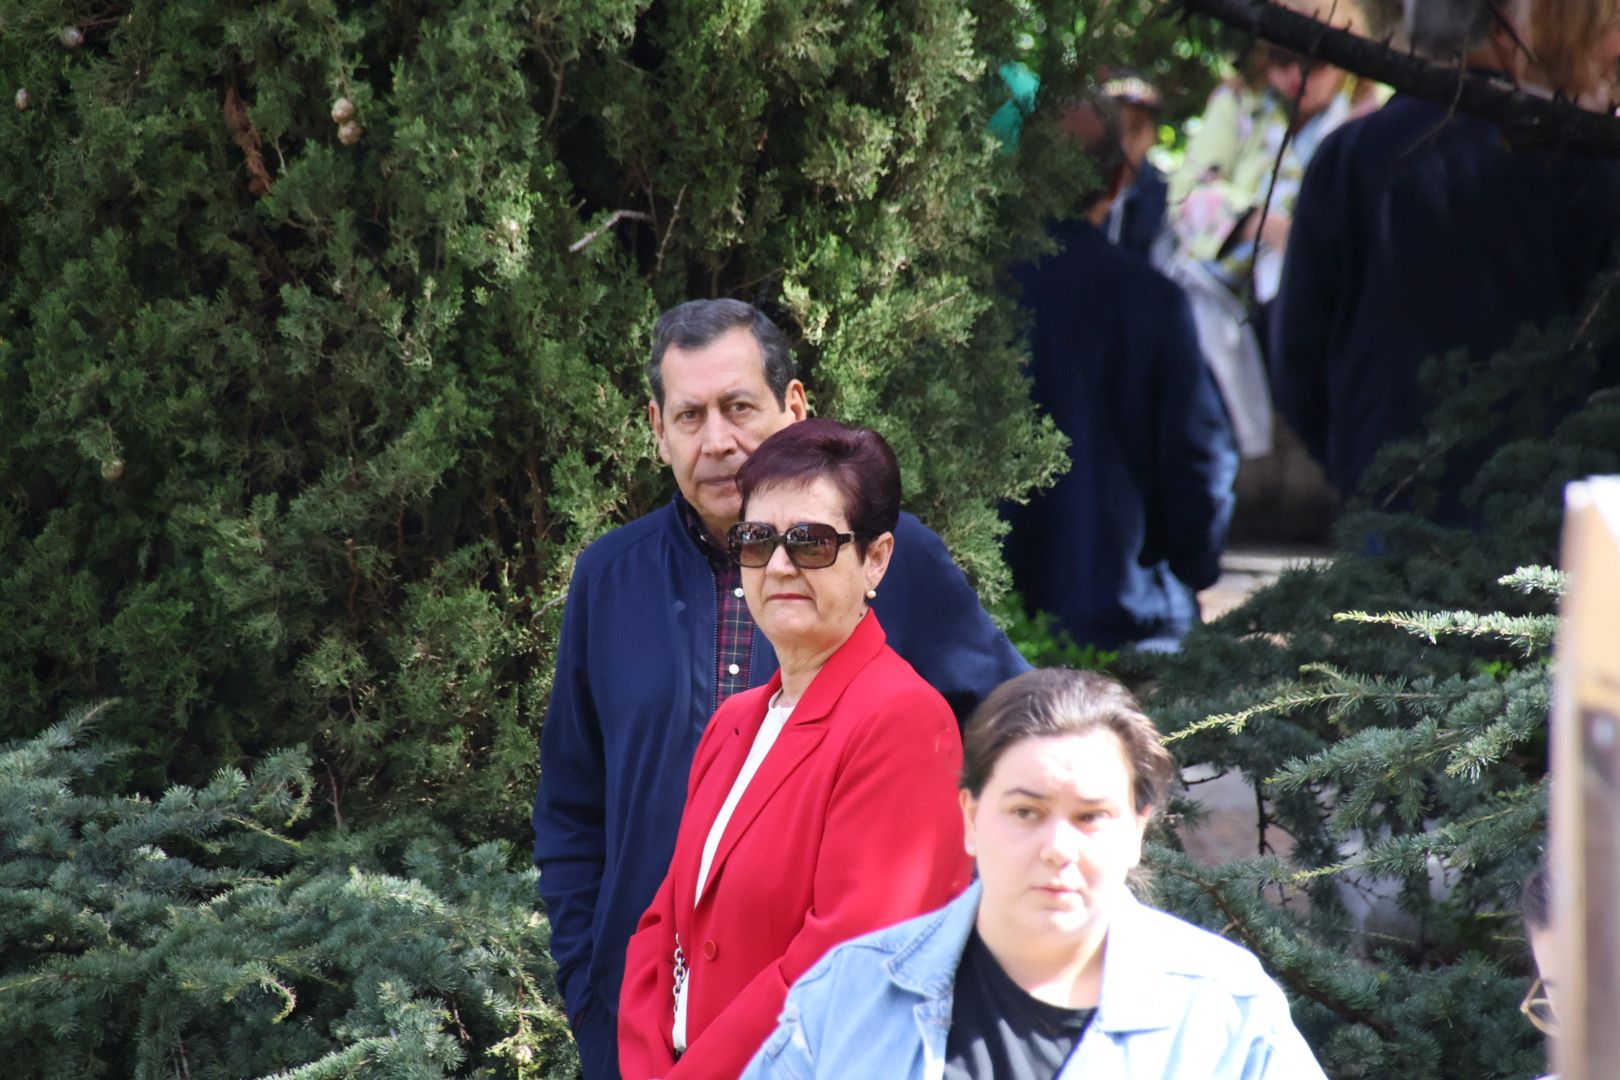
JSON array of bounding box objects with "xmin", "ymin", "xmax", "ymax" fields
[
  {"xmin": 1296, "ymin": 61, "xmax": 1346, "ymax": 122},
  {"xmin": 648, "ymin": 325, "xmax": 807, "ymax": 540}
]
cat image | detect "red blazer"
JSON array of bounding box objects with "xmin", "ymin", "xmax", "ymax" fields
[{"xmin": 618, "ymin": 612, "xmax": 971, "ymax": 1079}]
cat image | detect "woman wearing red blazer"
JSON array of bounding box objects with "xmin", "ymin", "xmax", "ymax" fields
[{"xmin": 619, "ymin": 419, "xmax": 972, "ymax": 1079}]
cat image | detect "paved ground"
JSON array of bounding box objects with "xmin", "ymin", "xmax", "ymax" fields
[{"xmin": 1197, "ymin": 544, "xmax": 1331, "ymax": 624}]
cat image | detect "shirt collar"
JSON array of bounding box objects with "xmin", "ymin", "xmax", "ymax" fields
[
  {"xmin": 887, "ymin": 881, "xmax": 983, "ymax": 1001},
  {"xmin": 673, "ymin": 492, "xmax": 732, "ymax": 570},
  {"xmin": 1090, "ymin": 890, "xmax": 1179, "ymax": 1033}
]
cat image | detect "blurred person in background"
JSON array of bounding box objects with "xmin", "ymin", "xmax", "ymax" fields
[
  {"xmin": 1004, "ymin": 93, "xmax": 1236, "ymax": 653},
  {"xmin": 1101, "ymin": 69, "xmax": 1172, "ymax": 263},
  {"xmin": 1163, "ymin": 3, "xmax": 1370, "ymax": 467},
  {"xmin": 1271, "ymin": 0, "xmax": 1620, "ymax": 517},
  {"xmin": 1520, "ymin": 856, "xmax": 1559, "ymax": 1080},
  {"xmin": 1169, "ymin": 5, "xmax": 1360, "ymax": 308}
]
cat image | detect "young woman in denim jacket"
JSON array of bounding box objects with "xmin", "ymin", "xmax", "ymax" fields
[{"xmin": 742, "ymin": 668, "xmax": 1327, "ymax": 1080}]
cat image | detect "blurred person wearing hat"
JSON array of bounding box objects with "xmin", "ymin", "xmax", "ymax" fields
[{"xmin": 1101, "ymin": 70, "xmax": 1172, "ymax": 263}]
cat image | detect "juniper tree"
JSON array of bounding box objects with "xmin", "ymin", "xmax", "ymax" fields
[
  {"xmin": 2, "ymin": 0, "xmax": 1165, "ymax": 837},
  {"xmin": 0, "ymin": 705, "xmax": 575, "ymax": 1078}
]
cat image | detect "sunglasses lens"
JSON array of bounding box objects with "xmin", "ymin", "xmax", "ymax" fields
[
  {"xmin": 728, "ymin": 523, "xmax": 778, "ymax": 567},
  {"xmin": 785, "ymin": 524, "xmax": 840, "ymax": 568},
  {"xmin": 729, "ymin": 522, "xmax": 849, "ymax": 568}
]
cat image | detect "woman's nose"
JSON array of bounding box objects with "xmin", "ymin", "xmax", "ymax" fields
[
  {"xmin": 765, "ymin": 539, "xmax": 797, "ymax": 575},
  {"xmin": 1039, "ymin": 820, "xmax": 1085, "ymax": 865}
]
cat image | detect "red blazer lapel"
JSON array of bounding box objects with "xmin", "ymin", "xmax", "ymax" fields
[
  {"xmin": 693, "ymin": 613, "xmax": 889, "ymax": 908},
  {"xmin": 672, "ymin": 678, "xmax": 779, "ymax": 910}
]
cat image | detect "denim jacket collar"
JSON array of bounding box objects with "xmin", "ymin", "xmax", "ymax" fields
[
  {"xmin": 883, "ymin": 880, "xmax": 1181, "ymax": 1035},
  {"xmin": 886, "ymin": 881, "xmax": 981, "ymax": 1000},
  {"xmin": 884, "ymin": 882, "xmax": 979, "ymax": 1074}
]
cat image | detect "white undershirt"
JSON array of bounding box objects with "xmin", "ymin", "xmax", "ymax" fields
[{"xmin": 673, "ymin": 693, "xmax": 797, "ymax": 1051}]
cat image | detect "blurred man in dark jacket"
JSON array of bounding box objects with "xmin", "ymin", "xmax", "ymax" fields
[
  {"xmin": 1006, "ymin": 94, "xmax": 1238, "ymax": 651},
  {"xmin": 1271, "ymin": 0, "xmax": 1620, "ymax": 513}
]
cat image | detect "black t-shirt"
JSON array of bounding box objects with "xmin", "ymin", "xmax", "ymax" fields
[{"xmin": 943, "ymin": 928, "xmax": 1096, "ymax": 1080}]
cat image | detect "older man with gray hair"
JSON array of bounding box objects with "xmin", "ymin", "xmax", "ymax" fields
[{"xmin": 1270, "ymin": 0, "xmax": 1620, "ymax": 518}]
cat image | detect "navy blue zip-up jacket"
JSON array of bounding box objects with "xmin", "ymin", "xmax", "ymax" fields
[
  {"xmin": 532, "ymin": 497, "xmax": 1027, "ymax": 1079},
  {"xmin": 1110, "ymin": 162, "xmax": 1169, "ymax": 262}
]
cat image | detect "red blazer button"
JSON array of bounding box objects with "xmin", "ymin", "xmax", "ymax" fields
[{"xmin": 702, "ymin": 939, "xmax": 718, "ymax": 960}]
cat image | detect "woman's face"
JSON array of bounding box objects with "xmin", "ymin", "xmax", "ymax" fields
[
  {"xmin": 961, "ymin": 730, "xmax": 1152, "ymax": 954},
  {"xmin": 1263, "ymin": 49, "xmax": 1345, "ymax": 124},
  {"xmin": 739, "ymin": 475, "xmax": 892, "ymax": 659}
]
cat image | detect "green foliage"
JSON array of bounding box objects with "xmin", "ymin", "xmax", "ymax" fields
[
  {"xmin": 0, "ymin": 706, "xmax": 574, "ymax": 1079},
  {"xmin": 1009, "ymin": 0, "xmax": 1230, "ymax": 129},
  {"xmin": 0, "ymin": 0, "xmax": 1077, "ymax": 841},
  {"xmin": 1135, "ymin": 287, "xmax": 1620, "ymax": 1077},
  {"xmin": 993, "ymin": 590, "xmax": 1121, "ymax": 670}
]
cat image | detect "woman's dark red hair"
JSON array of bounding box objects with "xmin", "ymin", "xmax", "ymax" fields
[{"xmin": 736, "ymin": 419, "xmax": 901, "ymax": 551}]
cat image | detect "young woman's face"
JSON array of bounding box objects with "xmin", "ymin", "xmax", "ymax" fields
[{"xmin": 961, "ymin": 730, "xmax": 1152, "ymax": 953}]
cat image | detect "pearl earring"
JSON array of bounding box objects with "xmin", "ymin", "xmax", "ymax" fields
[
  {"xmin": 965, "ymin": 839, "xmax": 976, "ymax": 856},
  {"xmin": 865, "ymin": 585, "xmax": 877, "ymax": 600}
]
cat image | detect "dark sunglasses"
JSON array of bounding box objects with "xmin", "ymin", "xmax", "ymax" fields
[{"xmin": 727, "ymin": 521, "xmax": 857, "ymax": 569}]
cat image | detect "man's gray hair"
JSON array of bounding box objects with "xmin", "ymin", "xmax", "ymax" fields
[
  {"xmin": 646, "ymin": 299, "xmax": 797, "ymax": 408},
  {"xmin": 1402, "ymin": 0, "xmax": 1527, "ymax": 59}
]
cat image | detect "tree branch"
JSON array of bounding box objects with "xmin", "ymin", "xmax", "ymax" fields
[
  {"xmin": 1164, "ymin": 863, "xmax": 1399, "ymax": 1038},
  {"xmin": 1175, "ymin": 0, "xmax": 1620, "ymax": 156},
  {"xmin": 654, "ymin": 185, "xmax": 686, "ymax": 275},
  {"xmin": 567, "ymin": 210, "xmax": 654, "ymax": 254}
]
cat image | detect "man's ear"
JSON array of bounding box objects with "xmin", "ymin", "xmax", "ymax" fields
[
  {"xmin": 783, "ymin": 379, "xmax": 808, "ymax": 422},
  {"xmin": 648, "ymin": 399, "xmax": 672, "ymax": 466}
]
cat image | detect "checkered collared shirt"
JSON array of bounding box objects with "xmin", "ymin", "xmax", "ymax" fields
[{"xmin": 676, "ymin": 497, "xmax": 754, "ymax": 710}]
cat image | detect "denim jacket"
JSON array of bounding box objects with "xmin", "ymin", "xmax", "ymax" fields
[{"xmin": 741, "ymin": 882, "xmax": 1327, "ymax": 1080}]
